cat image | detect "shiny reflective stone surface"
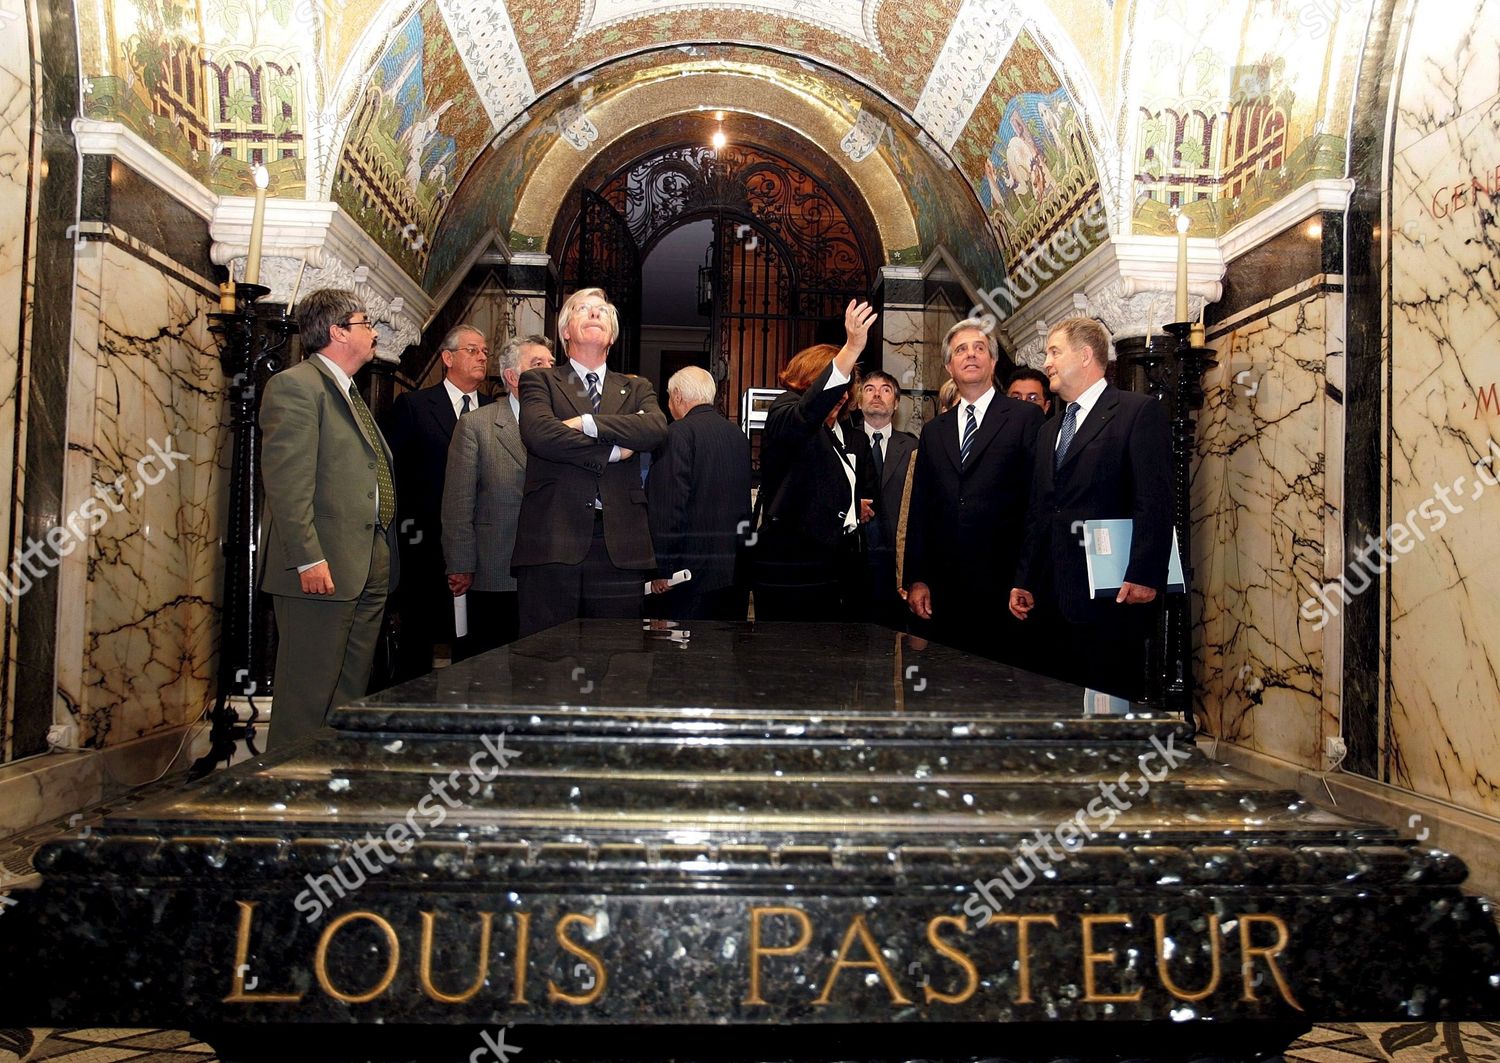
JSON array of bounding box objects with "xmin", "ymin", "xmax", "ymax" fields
[{"xmin": 1, "ymin": 622, "xmax": 1496, "ymax": 1062}]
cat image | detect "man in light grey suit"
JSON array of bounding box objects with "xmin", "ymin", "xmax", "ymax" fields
[
  {"xmin": 443, "ymin": 334, "xmax": 556, "ymax": 656},
  {"xmin": 260, "ymin": 288, "xmax": 399, "ymax": 749}
]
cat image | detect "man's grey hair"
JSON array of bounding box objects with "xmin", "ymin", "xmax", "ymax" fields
[
  {"xmin": 439, "ymin": 323, "xmax": 485, "ymax": 354},
  {"xmin": 667, "ymin": 365, "xmax": 716, "ymax": 408},
  {"xmin": 498, "ymin": 334, "xmax": 554, "ymax": 375},
  {"xmin": 942, "ymin": 318, "xmax": 993, "ymax": 365},
  {"xmin": 296, "ymin": 288, "xmax": 365, "ymax": 354}
]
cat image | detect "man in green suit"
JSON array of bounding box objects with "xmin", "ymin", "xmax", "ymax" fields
[{"xmin": 259, "ymin": 288, "xmax": 399, "ymax": 749}]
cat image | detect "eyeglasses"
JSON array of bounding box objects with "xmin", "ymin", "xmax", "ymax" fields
[
  {"xmin": 338, "ymin": 318, "xmax": 375, "ymax": 331},
  {"xmin": 455, "ymin": 344, "xmax": 489, "ymax": 356}
]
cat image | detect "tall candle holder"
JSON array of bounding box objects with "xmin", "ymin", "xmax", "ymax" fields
[
  {"xmin": 1159, "ymin": 320, "xmax": 1217, "ymax": 728},
  {"xmin": 189, "ymin": 281, "xmax": 295, "ymax": 778}
]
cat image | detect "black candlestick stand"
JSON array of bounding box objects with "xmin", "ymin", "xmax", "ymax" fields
[
  {"xmin": 1161, "ymin": 321, "xmax": 1216, "ymax": 728},
  {"xmin": 188, "ymin": 283, "xmax": 294, "ymax": 779}
]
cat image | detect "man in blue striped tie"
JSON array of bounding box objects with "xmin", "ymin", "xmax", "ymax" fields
[
  {"xmin": 903, "ymin": 318, "xmax": 1044, "ymax": 662},
  {"xmin": 1009, "ymin": 317, "xmax": 1172, "ymax": 700}
]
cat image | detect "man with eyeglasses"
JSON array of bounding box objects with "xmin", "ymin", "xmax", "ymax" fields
[
  {"xmin": 383, "ymin": 323, "xmax": 494, "ymax": 680},
  {"xmin": 259, "ymin": 288, "xmax": 400, "ymax": 749},
  {"xmin": 513, "ymin": 288, "xmax": 668, "ymax": 635}
]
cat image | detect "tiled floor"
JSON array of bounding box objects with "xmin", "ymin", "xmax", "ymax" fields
[{"xmin": 1, "ymin": 1023, "xmax": 1499, "ymax": 1061}]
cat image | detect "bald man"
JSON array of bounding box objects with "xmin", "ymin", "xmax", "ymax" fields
[{"xmin": 646, "ymin": 366, "xmax": 752, "ymax": 621}]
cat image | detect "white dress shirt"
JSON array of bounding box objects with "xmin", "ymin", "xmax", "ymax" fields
[{"xmin": 442, "ymin": 377, "xmax": 480, "ymax": 420}]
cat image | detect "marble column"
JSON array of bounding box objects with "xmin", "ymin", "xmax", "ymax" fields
[{"xmin": 877, "ymin": 266, "xmax": 924, "ymax": 434}]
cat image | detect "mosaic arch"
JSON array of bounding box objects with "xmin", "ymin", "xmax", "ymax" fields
[{"xmin": 317, "ymin": 1, "xmax": 1131, "ymax": 296}]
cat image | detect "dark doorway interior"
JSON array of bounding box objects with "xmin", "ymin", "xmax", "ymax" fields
[{"xmin": 640, "ymin": 219, "xmax": 712, "ymax": 399}]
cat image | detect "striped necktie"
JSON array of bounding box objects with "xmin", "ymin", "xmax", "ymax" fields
[
  {"xmin": 1055, "ymin": 401, "xmax": 1081, "ymax": 470},
  {"xmin": 348, "ymin": 381, "xmax": 396, "ymax": 527},
  {"xmin": 586, "ymin": 372, "xmax": 602, "ymax": 413},
  {"xmin": 959, "ymin": 404, "xmax": 977, "ymax": 466}
]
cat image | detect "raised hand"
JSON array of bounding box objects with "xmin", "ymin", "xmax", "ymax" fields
[{"xmin": 844, "ymin": 299, "xmax": 877, "ymax": 356}]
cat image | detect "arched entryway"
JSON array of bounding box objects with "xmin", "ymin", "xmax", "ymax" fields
[{"xmin": 551, "ymin": 118, "xmax": 883, "ymax": 420}]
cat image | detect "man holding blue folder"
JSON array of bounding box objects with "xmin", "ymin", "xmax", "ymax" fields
[{"xmin": 1009, "ymin": 317, "xmax": 1172, "ymax": 700}]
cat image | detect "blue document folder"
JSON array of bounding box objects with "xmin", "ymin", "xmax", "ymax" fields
[{"xmin": 1081, "ymin": 519, "xmax": 1185, "ymax": 597}]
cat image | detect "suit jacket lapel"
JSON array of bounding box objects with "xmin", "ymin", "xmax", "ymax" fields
[
  {"xmin": 936, "ymin": 409, "xmax": 963, "ymax": 474},
  {"xmin": 311, "ymin": 357, "xmax": 379, "ymax": 456},
  {"xmin": 961, "ymin": 401, "xmax": 1007, "ymax": 469},
  {"xmin": 599, "ymin": 369, "xmax": 630, "ymax": 415},
  {"xmin": 1056, "ymin": 386, "xmax": 1118, "ymax": 474},
  {"xmin": 557, "ymin": 366, "xmax": 593, "ymax": 418},
  {"xmin": 425, "ymin": 385, "xmax": 457, "ymax": 437},
  {"xmin": 493, "ymin": 401, "xmax": 526, "ymax": 467},
  {"xmin": 881, "ymin": 432, "xmax": 914, "ymax": 490}
]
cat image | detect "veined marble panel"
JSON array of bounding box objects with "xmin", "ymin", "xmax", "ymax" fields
[
  {"xmin": 881, "ymin": 308, "xmax": 923, "ymax": 435},
  {"xmin": 0, "ymin": 0, "xmax": 34, "ymax": 760},
  {"xmin": 1193, "ymin": 291, "xmax": 1338, "ymax": 771},
  {"xmin": 61, "ymin": 243, "xmax": 224, "ymax": 749},
  {"xmin": 1386, "ymin": 22, "xmax": 1500, "ymax": 818}
]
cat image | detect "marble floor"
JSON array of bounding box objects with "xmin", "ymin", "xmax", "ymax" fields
[{"xmin": 2, "ymin": 1022, "xmax": 1500, "ymax": 1061}]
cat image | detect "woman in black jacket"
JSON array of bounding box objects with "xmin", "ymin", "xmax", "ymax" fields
[{"xmin": 753, "ymin": 300, "xmax": 879, "ymax": 620}]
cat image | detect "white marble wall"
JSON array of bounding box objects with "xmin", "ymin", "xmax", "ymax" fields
[
  {"xmin": 1384, "ymin": 0, "xmax": 1500, "ymax": 819},
  {"xmin": 60, "ymin": 239, "xmax": 224, "ymax": 748},
  {"xmin": 0, "ymin": 0, "xmax": 35, "ymax": 759},
  {"xmin": 1193, "ymin": 286, "xmax": 1342, "ymax": 770}
]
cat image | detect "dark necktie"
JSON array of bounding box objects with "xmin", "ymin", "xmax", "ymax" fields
[
  {"xmin": 871, "ymin": 431, "xmax": 884, "ymax": 482},
  {"xmin": 348, "ymin": 382, "xmax": 396, "ymax": 527},
  {"xmin": 586, "ymin": 372, "xmax": 603, "ymax": 510},
  {"xmin": 1055, "ymin": 401, "xmax": 1081, "ymax": 470},
  {"xmin": 959, "ymin": 404, "xmax": 977, "ymax": 466},
  {"xmin": 460, "ymin": 393, "xmax": 471, "ymax": 415}
]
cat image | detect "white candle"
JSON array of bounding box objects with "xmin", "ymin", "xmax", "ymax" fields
[
  {"xmin": 245, "ymin": 165, "xmax": 270, "ymax": 285},
  {"xmin": 1175, "ymin": 212, "xmax": 1190, "ymax": 324},
  {"xmin": 288, "ymin": 254, "xmax": 308, "ymax": 310}
]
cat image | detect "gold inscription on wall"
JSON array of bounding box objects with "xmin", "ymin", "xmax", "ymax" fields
[{"xmin": 223, "ymin": 901, "xmax": 1301, "ymax": 1012}]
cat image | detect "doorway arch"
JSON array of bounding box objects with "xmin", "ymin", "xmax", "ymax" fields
[{"xmin": 552, "ymin": 122, "xmax": 883, "ymax": 418}]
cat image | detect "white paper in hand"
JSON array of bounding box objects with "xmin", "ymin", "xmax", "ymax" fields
[{"xmin": 644, "ymin": 569, "xmax": 693, "ymax": 595}]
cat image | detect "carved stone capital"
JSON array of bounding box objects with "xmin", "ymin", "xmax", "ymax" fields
[{"xmin": 211, "ymin": 198, "xmax": 432, "ymax": 358}]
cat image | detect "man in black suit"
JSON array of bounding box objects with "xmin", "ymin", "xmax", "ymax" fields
[
  {"xmin": 904, "ymin": 319, "xmax": 1043, "ymax": 660},
  {"xmin": 647, "ymin": 366, "xmax": 752, "ymax": 621},
  {"xmin": 383, "ymin": 323, "xmax": 493, "ymax": 680},
  {"xmin": 857, "ymin": 370, "xmax": 917, "ymax": 628},
  {"xmin": 1010, "ymin": 316, "xmax": 1172, "ymax": 700},
  {"xmin": 513, "ymin": 288, "xmax": 668, "ymax": 636}
]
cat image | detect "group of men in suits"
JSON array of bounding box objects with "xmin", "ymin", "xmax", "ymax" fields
[
  {"xmin": 258, "ymin": 286, "xmax": 1169, "ymax": 751},
  {"xmin": 900, "ymin": 315, "xmax": 1172, "ymax": 698}
]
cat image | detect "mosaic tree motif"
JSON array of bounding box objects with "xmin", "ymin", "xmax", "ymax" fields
[
  {"xmin": 954, "ymin": 31, "xmax": 1104, "ymax": 281},
  {"xmin": 330, "ymin": 5, "xmax": 491, "ymax": 279}
]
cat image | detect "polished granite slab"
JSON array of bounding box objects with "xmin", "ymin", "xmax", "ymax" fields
[{"xmin": 0, "ymin": 622, "xmax": 1496, "ymax": 1062}]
